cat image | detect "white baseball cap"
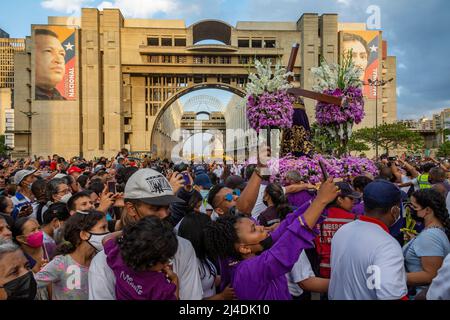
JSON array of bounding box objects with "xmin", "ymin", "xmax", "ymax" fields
[
  {"xmin": 124, "ymin": 169, "xmax": 184, "ymax": 206},
  {"xmin": 14, "ymin": 169, "xmax": 37, "ymax": 185},
  {"xmin": 53, "ymin": 173, "xmax": 67, "ymax": 179}
]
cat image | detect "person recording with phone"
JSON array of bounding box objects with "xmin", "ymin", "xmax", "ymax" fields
[
  {"xmin": 168, "ymin": 164, "xmax": 194, "ymax": 227},
  {"xmin": 11, "ymin": 170, "xmax": 39, "ymax": 221}
]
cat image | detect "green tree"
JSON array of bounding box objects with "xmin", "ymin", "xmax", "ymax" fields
[
  {"xmin": 437, "ymin": 141, "xmax": 450, "ymax": 157},
  {"xmin": 347, "ymin": 137, "xmax": 370, "ymax": 155},
  {"xmin": 352, "ymin": 123, "xmax": 424, "ymax": 155},
  {"xmin": 0, "ymin": 135, "xmax": 7, "ymax": 156}
]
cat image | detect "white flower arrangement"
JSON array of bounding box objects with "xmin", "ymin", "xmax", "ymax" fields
[
  {"xmin": 311, "ymin": 50, "xmax": 363, "ymax": 92},
  {"xmin": 245, "ymin": 59, "xmax": 294, "ymax": 97}
]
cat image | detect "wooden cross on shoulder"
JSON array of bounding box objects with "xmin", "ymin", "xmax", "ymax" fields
[{"xmin": 286, "ymin": 43, "xmax": 342, "ymax": 106}]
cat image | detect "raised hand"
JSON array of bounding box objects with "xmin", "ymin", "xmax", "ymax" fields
[{"xmin": 316, "ymin": 177, "xmax": 340, "ymax": 205}]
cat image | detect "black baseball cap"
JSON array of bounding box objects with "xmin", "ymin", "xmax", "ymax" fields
[
  {"xmin": 336, "ymin": 182, "xmax": 362, "ymax": 199},
  {"xmin": 225, "ymin": 175, "xmax": 247, "ymax": 191}
]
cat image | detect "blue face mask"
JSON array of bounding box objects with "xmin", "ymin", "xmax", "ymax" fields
[{"xmin": 200, "ymin": 190, "xmax": 209, "ymax": 199}]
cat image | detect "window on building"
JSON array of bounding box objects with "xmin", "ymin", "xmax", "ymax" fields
[
  {"xmin": 193, "ymin": 76, "xmax": 203, "ymax": 84},
  {"xmin": 221, "ymin": 76, "xmax": 231, "ymax": 84},
  {"xmin": 237, "ymin": 77, "xmax": 247, "ymax": 87},
  {"xmin": 124, "ymin": 118, "xmax": 131, "ymax": 125},
  {"xmin": 220, "ymin": 56, "xmax": 231, "ymax": 64},
  {"xmin": 162, "ymin": 55, "xmax": 172, "ymax": 63},
  {"xmin": 264, "ymin": 39, "xmax": 276, "ymax": 48},
  {"xmin": 177, "ymin": 77, "xmax": 188, "ymax": 87},
  {"xmin": 238, "ymin": 39, "xmax": 250, "ymax": 48},
  {"xmin": 161, "ymin": 38, "xmax": 172, "ymax": 46},
  {"xmin": 175, "ymin": 56, "xmax": 187, "ymax": 64},
  {"xmin": 251, "ymin": 39, "xmax": 262, "ymax": 48},
  {"xmin": 151, "ymin": 104, "xmax": 159, "ymax": 116},
  {"xmin": 124, "ymin": 133, "xmax": 131, "ymax": 145},
  {"xmin": 148, "ymin": 55, "xmax": 159, "ymax": 63},
  {"xmin": 174, "ymin": 38, "xmax": 186, "ymax": 46},
  {"xmin": 147, "ymin": 37, "xmax": 159, "ymax": 46},
  {"xmin": 239, "ymin": 56, "xmax": 249, "ymax": 64},
  {"xmin": 193, "ymin": 56, "xmax": 202, "ymax": 64}
]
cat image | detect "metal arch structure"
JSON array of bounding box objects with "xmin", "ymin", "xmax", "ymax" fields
[
  {"xmin": 195, "ymin": 111, "xmax": 211, "ymax": 120},
  {"xmin": 182, "ymin": 94, "xmax": 225, "ymax": 113},
  {"xmin": 150, "ymin": 83, "xmax": 246, "ymax": 157},
  {"xmin": 177, "ymin": 130, "xmax": 226, "ymax": 160}
]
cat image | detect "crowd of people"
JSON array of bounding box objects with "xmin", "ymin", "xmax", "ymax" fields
[{"xmin": 1, "ymin": 149, "xmax": 450, "ymax": 300}]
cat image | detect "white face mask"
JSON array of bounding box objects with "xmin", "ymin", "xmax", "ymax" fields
[
  {"xmin": 87, "ymin": 232, "xmax": 110, "ymax": 252},
  {"xmin": 59, "ymin": 193, "xmax": 73, "ymax": 204}
]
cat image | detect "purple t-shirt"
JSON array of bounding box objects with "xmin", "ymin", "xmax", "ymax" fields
[
  {"xmin": 287, "ymin": 190, "xmax": 315, "ymax": 209},
  {"xmin": 218, "ymin": 257, "xmax": 239, "ymax": 292},
  {"xmin": 231, "ymin": 204, "xmax": 318, "ymax": 300},
  {"xmin": 104, "ymin": 239, "xmax": 177, "ymax": 300},
  {"xmin": 352, "ymin": 201, "xmax": 365, "ymax": 216}
]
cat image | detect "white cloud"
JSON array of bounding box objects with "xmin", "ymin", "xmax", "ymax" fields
[
  {"xmin": 41, "ymin": 0, "xmax": 94, "ymax": 14},
  {"xmin": 97, "ymin": 0, "xmax": 179, "ymax": 18},
  {"xmin": 398, "ymin": 63, "xmax": 407, "ymax": 70},
  {"xmin": 336, "ymin": 0, "xmax": 351, "ymax": 6},
  {"xmin": 396, "ymin": 86, "xmax": 404, "ymax": 97}
]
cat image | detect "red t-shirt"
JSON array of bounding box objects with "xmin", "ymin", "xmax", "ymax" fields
[
  {"xmin": 314, "ymin": 207, "xmax": 357, "ymax": 278},
  {"xmin": 50, "ymin": 160, "xmax": 57, "ymax": 171}
]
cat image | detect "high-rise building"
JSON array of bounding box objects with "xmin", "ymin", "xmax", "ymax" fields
[
  {"xmin": 0, "ymin": 29, "xmax": 9, "ymax": 39},
  {"xmin": 13, "ymin": 9, "xmax": 397, "ymax": 159},
  {"xmin": 0, "ymin": 29, "xmax": 25, "ymax": 90}
]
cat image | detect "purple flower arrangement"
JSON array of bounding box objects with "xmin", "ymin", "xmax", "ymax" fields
[
  {"xmin": 315, "ymin": 87, "xmax": 365, "ymax": 126},
  {"xmin": 246, "ymin": 90, "xmax": 294, "ymax": 133},
  {"xmin": 243, "ymin": 154, "xmax": 377, "ymax": 185}
]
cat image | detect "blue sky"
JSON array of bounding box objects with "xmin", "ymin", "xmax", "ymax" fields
[{"xmin": 1, "ymin": 0, "xmax": 449, "ymax": 120}]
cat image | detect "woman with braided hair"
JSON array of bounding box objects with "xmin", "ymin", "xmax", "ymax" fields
[
  {"xmin": 34, "ymin": 210, "xmax": 108, "ymax": 299},
  {"xmin": 258, "ymin": 183, "xmax": 292, "ymax": 227},
  {"xmin": 203, "ymin": 178, "xmax": 339, "ymax": 300},
  {"xmin": 403, "ymin": 188, "xmax": 450, "ymax": 297}
]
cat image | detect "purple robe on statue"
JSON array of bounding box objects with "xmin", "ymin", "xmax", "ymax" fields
[{"xmin": 281, "ymin": 104, "xmax": 314, "ymax": 157}]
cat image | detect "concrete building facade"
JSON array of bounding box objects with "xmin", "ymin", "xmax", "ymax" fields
[
  {"xmin": 0, "ymin": 33, "xmax": 25, "ymax": 90},
  {"xmin": 13, "ymin": 9, "xmax": 397, "ymax": 159}
]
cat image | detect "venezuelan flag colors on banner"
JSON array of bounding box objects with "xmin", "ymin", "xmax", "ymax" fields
[
  {"xmin": 340, "ymin": 30, "xmax": 381, "ymax": 99},
  {"xmin": 33, "ymin": 25, "xmax": 77, "ymax": 101}
]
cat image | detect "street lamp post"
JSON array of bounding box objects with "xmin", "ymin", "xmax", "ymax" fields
[
  {"xmin": 365, "ymin": 78, "xmax": 393, "ymax": 158},
  {"xmin": 20, "ymin": 111, "xmax": 38, "ymax": 156}
]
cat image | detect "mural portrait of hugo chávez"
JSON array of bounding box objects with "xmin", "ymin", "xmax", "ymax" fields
[
  {"xmin": 34, "ymin": 29, "xmax": 67, "ymax": 100},
  {"xmin": 145, "ymin": 176, "xmax": 173, "ymax": 195}
]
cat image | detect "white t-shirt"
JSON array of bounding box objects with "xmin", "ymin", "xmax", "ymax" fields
[
  {"xmin": 446, "ymin": 192, "xmax": 450, "ymax": 213},
  {"xmin": 88, "ymin": 236, "xmax": 203, "ymax": 300},
  {"xmin": 251, "ymin": 185, "xmax": 287, "ymax": 220},
  {"xmin": 251, "ymin": 185, "xmax": 267, "ymax": 220},
  {"xmin": 213, "ymin": 167, "xmax": 223, "ymax": 179},
  {"xmin": 286, "ymin": 250, "xmax": 315, "ymax": 297},
  {"xmin": 427, "ymin": 253, "xmax": 450, "ymax": 300},
  {"xmin": 408, "ymin": 177, "xmax": 420, "ymax": 191},
  {"xmin": 328, "ymin": 219, "xmax": 407, "ymax": 300},
  {"xmin": 198, "ymin": 258, "xmax": 217, "ymax": 299},
  {"xmin": 401, "ymin": 176, "xmax": 414, "ymax": 194}
]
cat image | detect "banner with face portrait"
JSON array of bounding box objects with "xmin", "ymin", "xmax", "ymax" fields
[
  {"xmin": 340, "ymin": 30, "xmax": 380, "ymax": 99},
  {"xmin": 33, "ymin": 26, "xmax": 77, "ymax": 101}
]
